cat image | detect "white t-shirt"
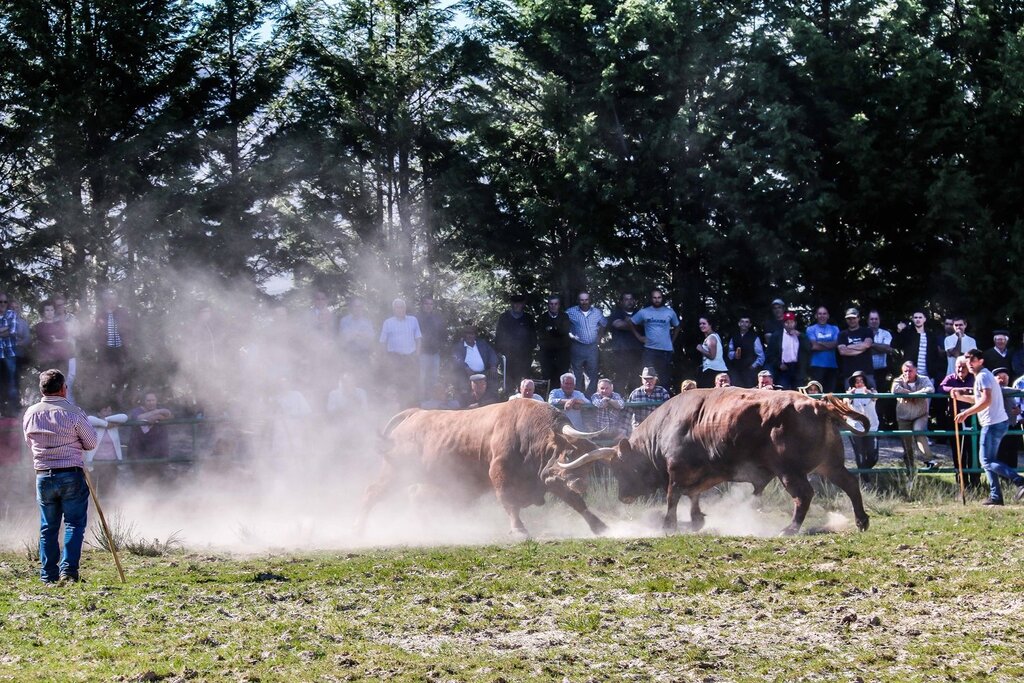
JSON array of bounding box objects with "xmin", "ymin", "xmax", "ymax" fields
[
  {"xmin": 974, "ymin": 369, "xmax": 1008, "ymax": 426},
  {"xmin": 944, "ymin": 333, "xmax": 978, "ymax": 375}
]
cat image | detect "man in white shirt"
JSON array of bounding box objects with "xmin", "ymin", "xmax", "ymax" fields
[{"xmin": 943, "ymin": 317, "xmax": 977, "ymax": 376}]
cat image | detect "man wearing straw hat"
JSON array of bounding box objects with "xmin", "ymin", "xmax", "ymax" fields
[{"xmin": 23, "ymin": 369, "xmax": 97, "ymax": 583}]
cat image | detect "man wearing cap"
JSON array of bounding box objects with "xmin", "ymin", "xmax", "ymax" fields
[
  {"xmin": 763, "ymin": 298, "xmax": 787, "ymax": 347},
  {"xmin": 566, "ymin": 291, "xmax": 607, "ymax": 396},
  {"xmin": 629, "ymin": 289, "xmax": 680, "ymax": 391},
  {"xmin": 765, "ymin": 311, "xmax": 809, "ymax": 389},
  {"xmin": 953, "ymin": 349, "xmax": 1024, "ymax": 505},
  {"xmin": 494, "ymin": 295, "xmax": 536, "ymax": 387},
  {"xmin": 627, "ymin": 367, "xmax": 671, "ymax": 430},
  {"xmin": 837, "ymin": 308, "xmax": 874, "ymax": 387},
  {"xmin": 984, "ymin": 330, "xmax": 1012, "ymax": 373},
  {"xmin": 943, "ymin": 317, "xmax": 977, "ymax": 377},
  {"xmin": 23, "ymin": 369, "xmax": 98, "ymax": 583},
  {"xmin": 464, "ymin": 374, "xmax": 498, "ymax": 409}
]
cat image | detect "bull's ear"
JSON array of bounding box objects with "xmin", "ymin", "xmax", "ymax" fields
[{"xmin": 616, "ymin": 438, "xmax": 632, "ymax": 459}]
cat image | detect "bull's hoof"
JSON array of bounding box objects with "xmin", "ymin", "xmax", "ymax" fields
[
  {"xmin": 509, "ymin": 528, "xmax": 530, "ymax": 539},
  {"xmin": 856, "ymin": 516, "xmax": 870, "ymax": 532},
  {"xmin": 779, "ymin": 525, "xmax": 800, "ymax": 537},
  {"xmin": 588, "ymin": 518, "xmax": 609, "ymax": 536}
]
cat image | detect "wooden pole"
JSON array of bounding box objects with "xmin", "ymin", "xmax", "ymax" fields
[
  {"xmin": 82, "ymin": 467, "xmax": 126, "ymax": 584},
  {"xmin": 952, "ymin": 399, "xmax": 967, "ymax": 506}
]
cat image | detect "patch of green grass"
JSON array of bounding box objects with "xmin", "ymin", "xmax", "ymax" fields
[{"xmin": 3, "ymin": 505, "xmax": 1024, "ymax": 681}]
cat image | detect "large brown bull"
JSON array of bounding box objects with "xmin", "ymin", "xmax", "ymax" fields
[
  {"xmin": 557, "ymin": 388, "xmax": 870, "ymax": 535},
  {"xmin": 355, "ymin": 399, "xmax": 610, "ymax": 536}
]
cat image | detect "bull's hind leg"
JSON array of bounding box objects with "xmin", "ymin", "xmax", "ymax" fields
[
  {"xmin": 545, "ymin": 479, "xmax": 609, "ymax": 536},
  {"xmin": 820, "ymin": 464, "xmax": 870, "ymax": 531},
  {"xmin": 778, "ymin": 472, "xmax": 815, "ymax": 536},
  {"xmin": 688, "ymin": 494, "xmax": 705, "ymax": 532},
  {"xmin": 353, "ymin": 465, "xmax": 395, "ymax": 536}
]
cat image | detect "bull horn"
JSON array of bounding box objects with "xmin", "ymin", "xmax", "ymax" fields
[
  {"xmin": 561, "ymin": 424, "xmax": 604, "ymax": 439},
  {"xmin": 555, "ymin": 447, "xmax": 617, "ymax": 470}
]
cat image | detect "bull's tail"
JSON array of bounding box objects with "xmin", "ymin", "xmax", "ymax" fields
[{"xmin": 819, "ymin": 393, "xmax": 871, "ymax": 434}]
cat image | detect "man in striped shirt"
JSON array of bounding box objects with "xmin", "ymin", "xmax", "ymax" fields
[{"xmin": 23, "ymin": 369, "xmax": 98, "ymax": 583}]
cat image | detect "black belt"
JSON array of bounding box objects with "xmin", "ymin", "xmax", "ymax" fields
[{"xmin": 35, "ymin": 466, "xmax": 82, "ymax": 475}]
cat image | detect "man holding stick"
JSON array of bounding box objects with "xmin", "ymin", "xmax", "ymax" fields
[
  {"xmin": 23, "ymin": 369, "xmax": 97, "ymax": 583},
  {"xmin": 953, "ymin": 349, "xmax": 1024, "ymax": 505}
]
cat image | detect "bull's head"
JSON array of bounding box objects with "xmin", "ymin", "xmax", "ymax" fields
[
  {"xmin": 542, "ymin": 427, "xmax": 608, "ymax": 496},
  {"xmin": 555, "ymin": 439, "xmax": 663, "ymax": 503}
]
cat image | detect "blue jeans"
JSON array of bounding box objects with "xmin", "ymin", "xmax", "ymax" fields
[
  {"xmin": 571, "ymin": 342, "xmax": 600, "ymax": 396},
  {"xmin": 979, "ymin": 420, "xmax": 1020, "ymax": 501},
  {"xmin": 36, "ymin": 469, "xmax": 90, "ymax": 582}
]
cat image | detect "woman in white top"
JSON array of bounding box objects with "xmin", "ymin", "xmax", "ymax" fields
[
  {"xmin": 84, "ymin": 405, "xmax": 129, "ymax": 498},
  {"xmin": 696, "ymin": 316, "xmax": 728, "ymax": 388},
  {"xmin": 845, "ymin": 371, "xmax": 879, "ymax": 482}
]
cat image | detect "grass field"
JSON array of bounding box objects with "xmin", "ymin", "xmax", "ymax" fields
[{"xmin": 2, "ymin": 488, "xmax": 1024, "ymax": 682}]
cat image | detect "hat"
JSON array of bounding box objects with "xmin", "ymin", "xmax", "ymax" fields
[
  {"xmin": 640, "ymin": 367, "xmax": 658, "ymax": 379},
  {"xmin": 782, "ymin": 311, "xmax": 796, "ymax": 321},
  {"xmin": 844, "ymin": 308, "xmax": 859, "ymax": 318},
  {"xmin": 992, "ymin": 367, "xmax": 1010, "ymax": 377},
  {"xmin": 847, "ymin": 370, "xmax": 867, "ymax": 387},
  {"xmin": 469, "ymin": 374, "xmax": 487, "ymax": 382},
  {"xmin": 771, "ymin": 298, "xmax": 785, "ymax": 306},
  {"xmin": 993, "ymin": 329, "xmax": 1010, "ymax": 338}
]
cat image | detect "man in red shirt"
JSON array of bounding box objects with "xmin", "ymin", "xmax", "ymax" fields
[{"xmin": 23, "ymin": 369, "xmax": 97, "ymax": 583}]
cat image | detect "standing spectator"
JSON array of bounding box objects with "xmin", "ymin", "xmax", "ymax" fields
[
  {"xmin": 452, "ymin": 325, "xmax": 498, "ymax": 398},
  {"xmin": 630, "ymin": 289, "xmax": 680, "ymax": 391},
  {"xmin": 765, "ymin": 312, "xmax": 809, "ymax": 389},
  {"xmin": 0, "ymin": 293, "xmax": 20, "ymax": 416},
  {"xmin": 378, "ymin": 298, "xmax": 421, "ymax": 408},
  {"xmin": 943, "ymin": 317, "xmax": 977, "ymax": 377},
  {"xmin": 494, "ymin": 295, "xmax": 537, "ymax": 387},
  {"xmin": 307, "ymin": 290, "xmax": 336, "ymax": 336},
  {"xmin": 548, "ymin": 372, "xmax": 588, "ymax": 430},
  {"xmin": 763, "ymin": 297, "xmax": 787, "ymax": 348},
  {"xmin": 992, "ymin": 368, "xmax": 1020, "ymax": 469},
  {"xmin": 953, "ymin": 349, "xmax": 1024, "ymax": 505},
  {"xmin": 867, "ymin": 309, "xmax": 897, "ymax": 429},
  {"xmin": 52, "ymin": 295, "xmax": 81, "ymax": 403},
  {"xmin": 695, "ymin": 316, "xmax": 728, "ymax": 388},
  {"xmin": 806, "ymin": 306, "xmax": 840, "ymax": 392},
  {"xmin": 895, "ymin": 310, "xmax": 945, "ymax": 382},
  {"xmin": 727, "ymin": 314, "xmax": 764, "ymax": 388},
  {"xmin": 837, "ymin": 309, "xmax": 874, "ymax": 386},
  {"xmin": 537, "ymin": 295, "xmax": 572, "ymax": 392},
  {"xmin": 845, "ymin": 371, "xmax": 879, "ymax": 483},
  {"xmin": 983, "ymin": 330, "xmax": 1012, "ymax": 373},
  {"xmin": 509, "ymin": 378, "xmax": 545, "ymax": 402},
  {"xmin": 92, "ymin": 289, "xmax": 134, "ymax": 405},
  {"xmin": 1011, "ymin": 332, "xmax": 1024, "ymax": 379},
  {"xmin": 23, "ymin": 369, "xmax": 98, "ymax": 583},
  {"xmin": 9, "ymin": 298, "xmax": 32, "ymax": 397},
  {"xmin": 417, "ymin": 296, "xmax": 447, "ymax": 397},
  {"xmin": 627, "ymin": 367, "xmax": 671, "ymax": 430},
  {"xmin": 339, "ymin": 297, "xmax": 376, "ymax": 377},
  {"xmin": 566, "ymin": 291, "xmax": 607, "ymax": 396},
  {"xmin": 32, "ymin": 301, "xmax": 72, "ymax": 377},
  {"xmin": 590, "ymin": 378, "xmax": 628, "ymax": 438},
  {"xmin": 892, "ymin": 361, "xmax": 935, "ymax": 474},
  {"xmin": 605, "ymin": 292, "xmax": 645, "ymax": 394}
]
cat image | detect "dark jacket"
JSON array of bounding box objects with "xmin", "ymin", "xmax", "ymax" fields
[
  {"xmin": 494, "ymin": 311, "xmax": 536, "ymax": 358},
  {"xmin": 452, "ymin": 338, "xmax": 499, "ymax": 375},
  {"xmin": 895, "ymin": 328, "xmax": 944, "ymax": 380},
  {"xmin": 93, "ymin": 307, "xmax": 134, "ymax": 351},
  {"xmin": 538, "ymin": 312, "xmax": 572, "ymax": 351}
]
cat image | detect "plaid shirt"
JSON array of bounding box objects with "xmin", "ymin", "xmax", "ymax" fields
[
  {"xmin": 566, "ymin": 306, "xmax": 607, "ymax": 345},
  {"xmin": 0, "ymin": 309, "xmax": 16, "ymax": 358},
  {"xmin": 590, "ymin": 392, "xmax": 627, "ymax": 432},
  {"xmin": 23, "ymin": 396, "xmax": 98, "ymax": 470},
  {"xmin": 628, "ymin": 385, "xmax": 670, "ymax": 428}
]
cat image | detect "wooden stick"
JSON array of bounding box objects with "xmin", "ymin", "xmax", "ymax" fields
[
  {"xmin": 82, "ymin": 467, "xmax": 127, "ymax": 583},
  {"xmin": 952, "ymin": 399, "xmax": 967, "ymax": 506}
]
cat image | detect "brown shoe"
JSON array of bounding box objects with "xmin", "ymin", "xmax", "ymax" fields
[{"xmin": 981, "ymin": 498, "xmax": 1004, "ymax": 506}]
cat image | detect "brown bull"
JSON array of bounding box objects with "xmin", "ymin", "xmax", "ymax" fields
[
  {"xmin": 355, "ymin": 399, "xmax": 610, "ymax": 536},
  {"xmin": 558, "ymin": 388, "xmax": 870, "ymax": 535}
]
